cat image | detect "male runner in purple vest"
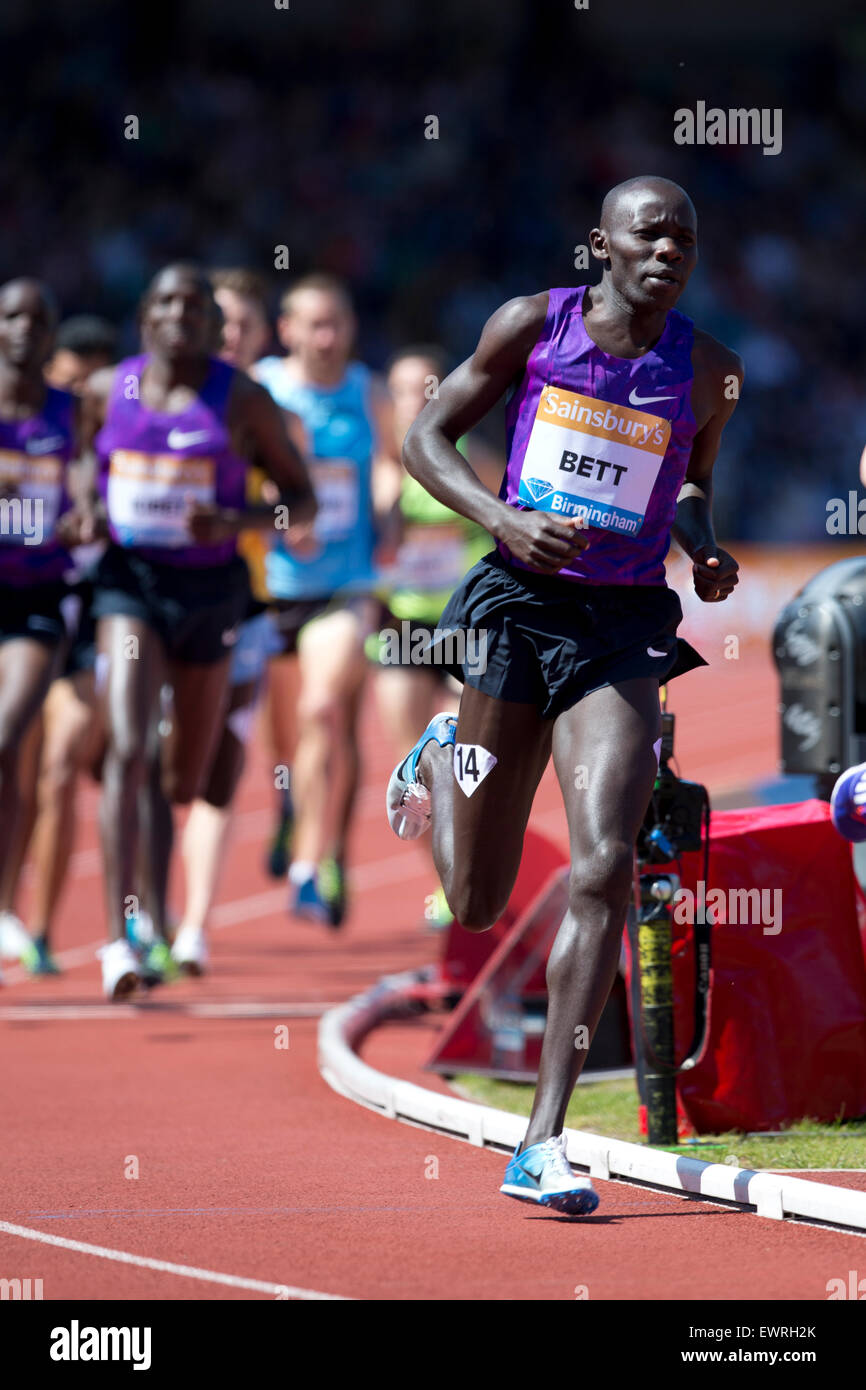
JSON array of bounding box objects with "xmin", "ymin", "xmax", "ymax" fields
[
  {"xmin": 78, "ymin": 263, "xmax": 315, "ymax": 999},
  {"xmin": 387, "ymin": 177, "xmax": 742, "ymax": 1214},
  {"xmin": 0, "ymin": 279, "xmax": 78, "ymax": 981}
]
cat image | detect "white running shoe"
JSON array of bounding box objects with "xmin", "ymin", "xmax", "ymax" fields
[
  {"xmin": 171, "ymin": 924, "xmax": 209, "ymax": 977},
  {"xmin": 98, "ymin": 939, "xmax": 140, "ymax": 1000},
  {"xmin": 0, "ymin": 911, "xmax": 32, "ymax": 960},
  {"xmin": 386, "ymin": 712, "xmax": 457, "ymax": 841},
  {"xmin": 500, "ymin": 1133, "xmax": 600, "ymax": 1215}
]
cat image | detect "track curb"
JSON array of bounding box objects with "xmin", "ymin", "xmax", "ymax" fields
[{"xmin": 318, "ymin": 969, "xmax": 866, "ymax": 1234}]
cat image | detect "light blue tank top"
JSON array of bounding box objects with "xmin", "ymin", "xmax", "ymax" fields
[{"xmin": 255, "ymin": 357, "xmax": 377, "ymax": 598}]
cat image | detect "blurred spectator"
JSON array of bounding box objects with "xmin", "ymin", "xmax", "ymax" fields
[{"xmin": 1, "ymin": 0, "xmax": 864, "ymax": 540}]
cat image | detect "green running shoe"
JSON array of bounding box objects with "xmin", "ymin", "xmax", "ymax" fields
[
  {"xmin": 21, "ymin": 935, "xmax": 62, "ymax": 976},
  {"xmin": 318, "ymin": 856, "xmax": 347, "ymax": 929},
  {"xmin": 266, "ymin": 794, "xmax": 295, "ymax": 878},
  {"xmin": 141, "ymin": 939, "xmax": 180, "ymax": 987}
]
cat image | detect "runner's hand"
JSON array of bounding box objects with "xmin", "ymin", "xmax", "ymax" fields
[
  {"xmin": 500, "ymin": 510, "xmax": 589, "ymax": 574},
  {"xmin": 692, "ymin": 544, "xmax": 739, "ymax": 602},
  {"xmin": 56, "ymin": 501, "xmax": 108, "ymax": 545},
  {"xmin": 185, "ymin": 500, "xmax": 242, "ymax": 544},
  {"xmin": 285, "ymin": 517, "xmax": 321, "ymax": 558}
]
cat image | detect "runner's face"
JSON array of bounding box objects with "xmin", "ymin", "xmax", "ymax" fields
[
  {"xmin": 604, "ymin": 193, "xmax": 697, "ymax": 308},
  {"xmin": 143, "ymin": 273, "xmax": 212, "ymax": 359},
  {"xmin": 45, "ymin": 348, "xmax": 112, "ymax": 394},
  {"xmin": 0, "ymin": 284, "xmax": 55, "ymax": 369},
  {"xmin": 388, "ymin": 356, "xmax": 438, "ymax": 444},
  {"xmin": 214, "ymin": 289, "xmax": 270, "ymax": 372},
  {"xmin": 279, "ymin": 291, "xmax": 354, "ymax": 375}
]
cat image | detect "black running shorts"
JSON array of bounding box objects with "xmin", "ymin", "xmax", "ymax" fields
[
  {"xmin": 92, "ymin": 545, "xmax": 251, "ymax": 666},
  {"xmin": 0, "ymin": 580, "xmax": 68, "ymax": 648},
  {"xmin": 432, "ymin": 550, "xmax": 705, "ymax": 720}
]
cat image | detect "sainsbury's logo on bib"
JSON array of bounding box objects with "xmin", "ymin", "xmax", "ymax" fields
[{"xmin": 518, "ymin": 384, "xmax": 672, "ymax": 537}]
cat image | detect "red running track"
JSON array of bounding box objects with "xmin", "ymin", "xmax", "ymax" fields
[{"xmin": 2, "ymin": 650, "xmax": 862, "ymax": 1300}]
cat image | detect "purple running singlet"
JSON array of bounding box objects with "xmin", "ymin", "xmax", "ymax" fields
[
  {"xmin": 0, "ymin": 386, "xmax": 75, "ymax": 586},
  {"xmin": 96, "ymin": 354, "xmax": 247, "ymax": 568},
  {"xmin": 499, "ymin": 285, "xmax": 698, "ymax": 586}
]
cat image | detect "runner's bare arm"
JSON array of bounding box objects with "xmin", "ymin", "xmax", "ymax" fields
[
  {"xmin": 671, "ymin": 335, "xmax": 744, "ymax": 603},
  {"xmin": 368, "ymin": 374, "xmax": 404, "ymax": 559},
  {"xmin": 232, "ymin": 375, "xmax": 317, "ymax": 526},
  {"xmin": 404, "ymin": 293, "xmax": 589, "ymax": 574},
  {"xmin": 59, "ymin": 366, "xmax": 115, "ymax": 543}
]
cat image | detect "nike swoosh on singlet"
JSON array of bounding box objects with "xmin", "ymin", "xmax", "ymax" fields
[
  {"xmin": 627, "ymin": 388, "xmax": 679, "ymax": 407},
  {"xmin": 167, "ymin": 428, "xmax": 211, "ymax": 449},
  {"xmin": 647, "ymin": 646, "xmax": 669, "ymax": 658}
]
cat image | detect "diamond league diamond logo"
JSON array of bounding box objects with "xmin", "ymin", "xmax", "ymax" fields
[{"xmin": 524, "ymin": 477, "xmax": 555, "ymax": 504}]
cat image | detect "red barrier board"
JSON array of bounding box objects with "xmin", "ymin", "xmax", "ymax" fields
[
  {"xmin": 432, "ymin": 799, "xmax": 866, "ymax": 1133},
  {"xmin": 648, "ymin": 799, "xmax": 866, "ymax": 1132}
]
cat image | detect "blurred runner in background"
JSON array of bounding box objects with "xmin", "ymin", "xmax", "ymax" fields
[
  {"xmin": 168, "ymin": 269, "xmax": 308, "ymax": 975},
  {"xmin": 0, "ymin": 314, "xmax": 117, "ymax": 975},
  {"xmin": 0, "ymin": 280, "xmax": 79, "ymax": 981},
  {"xmin": 78, "ymin": 262, "xmax": 315, "ymax": 998},
  {"xmin": 255, "ymin": 274, "xmax": 401, "ymax": 927},
  {"xmin": 371, "ymin": 345, "xmax": 498, "ymax": 929}
]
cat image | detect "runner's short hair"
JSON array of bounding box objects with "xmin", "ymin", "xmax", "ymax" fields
[
  {"xmin": 55, "ymin": 315, "xmax": 117, "ymax": 360},
  {"xmin": 278, "ymin": 273, "xmax": 353, "ymax": 318},
  {"xmin": 209, "ymin": 268, "xmax": 270, "ymax": 320},
  {"xmin": 386, "ymin": 343, "xmax": 451, "ymax": 383}
]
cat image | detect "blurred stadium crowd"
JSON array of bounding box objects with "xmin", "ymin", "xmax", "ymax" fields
[{"xmin": 1, "ymin": 0, "xmax": 865, "ymax": 540}]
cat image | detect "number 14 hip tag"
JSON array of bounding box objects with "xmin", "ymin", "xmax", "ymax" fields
[{"xmin": 454, "ymin": 743, "xmax": 498, "ymax": 797}]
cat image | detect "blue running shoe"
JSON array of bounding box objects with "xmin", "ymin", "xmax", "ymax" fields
[
  {"xmin": 500, "ymin": 1134, "xmax": 600, "ymax": 1216},
  {"xmin": 290, "ymin": 873, "xmax": 331, "ymax": 925},
  {"xmin": 386, "ymin": 712, "xmax": 456, "ymax": 841},
  {"xmin": 831, "ymin": 762, "xmax": 866, "ymax": 842}
]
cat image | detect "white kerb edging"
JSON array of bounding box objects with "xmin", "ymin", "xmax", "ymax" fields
[{"xmin": 317, "ymin": 971, "xmax": 866, "ymax": 1233}]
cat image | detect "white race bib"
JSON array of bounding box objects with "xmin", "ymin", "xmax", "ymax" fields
[
  {"xmin": 393, "ymin": 523, "xmax": 465, "ymax": 591},
  {"xmin": 310, "ymin": 459, "xmax": 358, "ymax": 543},
  {"xmin": 518, "ymin": 385, "xmax": 671, "ymax": 537},
  {"xmin": 107, "ymin": 450, "xmax": 215, "ymax": 547},
  {"xmin": 0, "ymin": 448, "xmax": 63, "ymax": 546}
]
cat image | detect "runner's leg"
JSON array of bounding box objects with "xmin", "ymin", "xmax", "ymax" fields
[
  {"xmin": 292, "ymin": 608, "xmax": 369, "ymax": 867},
  {"xmin": 420, "ymin": 683, "xmax": 553, "ymax": 930},
  {"xmin": 0, "ymin": 712, "xmax": 43, "ymax": 915},
  {"xmin": 521, "ymin": 675, "xmax": 661, "ymax": 1148},
  {"xmin": 179, "ymin": 676, "xmax": 258, "ymax": 933},
  {"xmin": 98, "ymin": 617, "xmax": 165, "ymax": 942},
  {"xmin": 0, "ymin": 639, "xmax": 59, "ymax": 898},
  {"xmin": 162, "ymin": 657, "xmax": 232, "ymax": 806},
  {"xmin": 138, "ymin": 702, "xmax": 174, "ymax": 942},
  {"xmin": 28, "ymin": 671, "xmax": 101, "ymax": 944}
]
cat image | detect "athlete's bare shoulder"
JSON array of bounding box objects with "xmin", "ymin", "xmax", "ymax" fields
[
  {"xmin": 84, "ymin": 364, "xmax": 120, "ymax": 402},
  {"xmin": 77, "ymin": 363, "xmax": 119, "ymax": 440},
  {"xmin": 471, "ymin": 291, "xmax": 550, "ymax": 384},
  {"xmin": 691, "ymin": 327, "xmax": 744, "ymax": 387},
  {"xmin": 689, "ymin": 328, "xmax": 744, "ymax": 430},
  {"xmin": 226, "ymin": 365, "xmax": 274, "ymax": 420},
  {"xmin": 481, "ymin": 291, "xmax": 549, "ymax": 351}
]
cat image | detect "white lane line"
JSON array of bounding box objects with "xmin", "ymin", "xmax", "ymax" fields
[
  {"xmin": 0, "ymin": 1220, "xmax": 351, "ymax": 1300},
  {"xmin": 2, "ymin": 843, "xmax": 430, "ymax": 985},
  {"xmin": 0, "ymin": 1001, "xmax": 338, "ymax": 1022}
]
